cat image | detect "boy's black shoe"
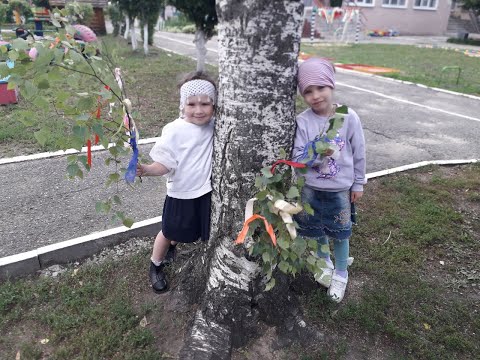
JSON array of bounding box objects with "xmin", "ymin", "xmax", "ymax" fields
[
  {"xmin": 149, "ymin": 262, "xmax": 168, "ymax": 293},
  {"xmin": 164, "ymin": 244, "xmax": 177, "ymax": 264}
]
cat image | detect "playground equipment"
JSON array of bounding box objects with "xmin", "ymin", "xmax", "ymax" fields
[{"xmin": 303, "ymin": 6, "xmax": 365, "ymax": 44}]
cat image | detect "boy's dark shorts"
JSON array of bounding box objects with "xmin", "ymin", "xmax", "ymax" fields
[{"xmin": 162, "ymin": 191, "xmax": 211, "ymax": 243}]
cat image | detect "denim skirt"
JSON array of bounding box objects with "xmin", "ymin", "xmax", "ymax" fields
[
  {"xmin": 294, "ymin": 186, "xmax": 353, "ymax": 240},
  {"xmin": 162, "ymin": 191, "xmax": 211, "ymax": 243}
]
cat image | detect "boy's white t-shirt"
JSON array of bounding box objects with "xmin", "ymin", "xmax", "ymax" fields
[{"xmin": 149, "ymin": 117, "xmax": 214, "ymax": 199}]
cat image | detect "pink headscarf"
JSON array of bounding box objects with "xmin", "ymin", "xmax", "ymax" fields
[{"xmin": 298, "ymin": 57, "xmax": 335, "ymax": 95}]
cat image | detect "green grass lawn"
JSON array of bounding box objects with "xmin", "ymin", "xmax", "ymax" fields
[
  {"xmin": 2, "ymin": 164, "xmax": 479, "ymax": 359},
  {"xmin": 301, "ymin": 43, "xmax": 480, "ymax": 96}
]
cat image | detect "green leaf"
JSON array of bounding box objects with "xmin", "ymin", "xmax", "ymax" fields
[
  {"xmin": 297, "ymin": 176, "xmax": 305, "ymax": 188},
  {"xmin": 12, "ymin": 38, "xmax": 29, "ymax": 51},
  {"xmin": 95, "ymin": 201, "xmax": 104, "ymax": 213},
  {"xmin": 303, "ymin": 203, "xmax": 314, "ymax": 215},
  {"xmin": 264, "ymin": 278, "xmax": 276, "ymax": 291},
  {"xmin": 336, "ymin": 105, "xmax": 348, "ymax": 114},
  {"xmin": 256, "ymin": 190, "xmax": 269, "ymax": 201},
  {"xmin": 113, "ymin": 195, "xmax": 122, "ymax": 205},
  {"xmin": 106, "ymin": 173, "xmax": 120, "ymax": 186},
  {"xmin": 279, "ymin": 148, "xmax": 287, "ymax": 159},
  {"xmin": 34, "ymin": 128, "xmax": 50, "ymax": 146},
  {"xmin": 286, "ymin": 186, "xmax": 300, "ymax": 199},
  {"xmin": 262, "ymin": 252, "xmax": 271, "ymax": 263},
  {"xmin": 320, "ymin": 244, "xmax": 330, "ymax": 254},
  {"xmin": 277, "ymin": 237, "xmax": 290, "ymax": 250},
  {"xmin": 307, "ymin": 239, "xmax": 318, "ymax": 251},
  {"xmin": 50, "ymin": 17, "xmax": 62, "ymax": 28},
  {"xmin": 307, "ymin": 255, "xmax": 317, "ymax": 265},
  {"xmin": 260, "ymin": 166, "xmax": 273, "ymax": 178},
  {"xmin": 77, "ymin": 97, "xmax": 94, "ymax": 111},
  {"xmin": 315, "ymin": 141, "xmax": 329, "ymax": 154},
  {"xmin": 292, "ymin": 237, "xmax": 307, "ymax": 257},
  {"xmin": 67, "ymin": 163, "xmax": 79, "ymax": 178},
  {"xmin": 123, "ymin": 218, "xmax": 134, "ymax": 228},
  {"xmin": 278, "ymin": 261, "xmax": 290, "ymax": 274}
]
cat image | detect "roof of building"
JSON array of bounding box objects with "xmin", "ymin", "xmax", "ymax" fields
[{"xmin": 48, "ymin": 1, "xmax": 108, "ymax": 9}]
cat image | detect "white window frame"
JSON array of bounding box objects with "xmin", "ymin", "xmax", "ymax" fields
[
  {"xmin": 413, "ymin": 0, "xmax": 438, "ymax": 10},
  {"xmin": 381, "ymin": 0, "xmax": 408, "ymax": 9},
  {"xmin": 347, "ymin": 0, "xmax": 375, "ymax": 7}
]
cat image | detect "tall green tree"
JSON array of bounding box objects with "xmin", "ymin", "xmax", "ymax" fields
[{"xmin": 167, "ymin": 0, "xmax": 217, "ymax": 71}]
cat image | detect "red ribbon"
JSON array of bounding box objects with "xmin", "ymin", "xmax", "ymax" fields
[
  {"xmin": 270, "ymin": 160, "xmax": 306, "ymax": 174},
  {"xmin": 87, "ymin": 139, "xmax": 92, "ymax": 167}
]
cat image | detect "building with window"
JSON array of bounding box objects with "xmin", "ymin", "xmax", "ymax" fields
[
  {"xmin": 303, "ymin": 0, "xmax": 453, "ymax": 36},
  {"xmin": 350, "ymin": 0, "xmax": 451, "ymax": 35}
]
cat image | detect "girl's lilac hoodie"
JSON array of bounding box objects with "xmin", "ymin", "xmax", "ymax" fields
[{"xmin": 292, "ymin": 107, "xmax": 366, "ymax": 192}]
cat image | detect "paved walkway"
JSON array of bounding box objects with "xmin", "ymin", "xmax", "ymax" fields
[{"xmin": 1, "ymin": 27, "xmax": 479, "ymax": 259}]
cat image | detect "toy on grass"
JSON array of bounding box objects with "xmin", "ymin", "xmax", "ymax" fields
[{"xmin": 72, "ymin": 24, "xmax": 97, "ymax": 43}]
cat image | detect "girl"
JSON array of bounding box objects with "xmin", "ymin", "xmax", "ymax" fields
[
  {"xmin": 136, "ymin": 71, "xmax": 216, "ymax": 293},
  {"xmin": 293, "ymin": 58, "xmax": 366, "ymax": 302}
]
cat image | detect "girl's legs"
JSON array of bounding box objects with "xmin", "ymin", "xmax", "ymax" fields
[
  {"xmin": 151, "ymin": 231, "xmax": 172, "ymax": 265},
  {"xmin": 332, "ymin": 237, "xmax": 349, "ymax": 275}
]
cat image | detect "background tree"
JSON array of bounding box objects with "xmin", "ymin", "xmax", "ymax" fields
[
  {"xmin": 461, "ymin": 0, "xmax": 480, "ymax": 33},
  {"xmin": 138, "ymin": 0, "xmax": 164, "ymax": 52},
  {"xmin": 106, "ymin": 2, "xmax": 124, "ymax": 37},
  {"xmin": 65, "ymin": 1, "xmax": 94, "ymax": 25},
  {"xmin": 167, "ymin": 0, "xmax": 217, "ymax": 71},
  {"xmin": 174, "ymin": 1, "xmax": 309, "ymax": 358}
]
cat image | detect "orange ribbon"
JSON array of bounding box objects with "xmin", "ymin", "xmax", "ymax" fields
[{"xmin": 236, "ymin": 214, "xmax": 277, "ymax": 247}]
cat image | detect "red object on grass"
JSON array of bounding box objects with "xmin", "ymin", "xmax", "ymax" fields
[{"xmin": 0, "ymin": 83, "xmax": 18, "ymax": 104}]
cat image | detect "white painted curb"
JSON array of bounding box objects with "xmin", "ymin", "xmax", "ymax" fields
[
  {"xmin": 0, "ymin": 216, "xmax": 162, "ymax": 280},
  {"xmin": 0, "ymin": 137, "xmax": 160, "ymax": 165},
  {"xmin": 1, "ymin": 159, "xmax": 478, "ymax": 280}
]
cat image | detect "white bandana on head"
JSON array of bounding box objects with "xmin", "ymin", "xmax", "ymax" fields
[{"xmin": 179, "ymin": 79, "xmax": 216, "ymax": 110}]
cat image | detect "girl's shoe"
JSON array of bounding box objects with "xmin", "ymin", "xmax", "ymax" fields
[
  {"xmin": 314, "ymin": 261, "xmax": 334, "ymax": 288},
  {"xmin": 327, "ymin": 271, "xmax": 348, "ymax": 303},
  {"xmin": 149, "ymin": 262, "xmax": 168, "ymax": 293}
]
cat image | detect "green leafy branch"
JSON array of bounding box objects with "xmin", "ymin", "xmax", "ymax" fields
[{"xmin": 0, "ymin": 9, "xmax": 137, "ymax": 227}]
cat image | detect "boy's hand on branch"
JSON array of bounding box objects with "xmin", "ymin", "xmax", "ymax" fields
[{"xmin": 351, "ymin": 191, "xmax": 363, "ymax": 203}]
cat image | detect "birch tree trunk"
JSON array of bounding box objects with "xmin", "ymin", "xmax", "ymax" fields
[
  {"xmin": 130, "ymin": 18, "xmax": 138, "ymax": 50},
  {"xmin": 179, "ymin": 1, "xmax": 304, "ymax": 358},
  {"xmin": 194, "ymin": 28, "xmax": 208, "ymax": 72},
  {"xmin": 124, "ymin": 16, "xmax": 130, "ymax": 40},
  {"xmin": 143, "ymin": 23, "xmax": 149, "ymax": 55}
]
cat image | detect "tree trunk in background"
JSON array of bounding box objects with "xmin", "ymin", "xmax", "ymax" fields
[
  {"xmin": 179, "ymin": 1, "xmax": 304, "ymax": 358},
  {"xmin": 194, "ymin": 28, "xmax": 208, "ymax": 72},
  {"xmin": 130, "ymin": 19, "xmax": 137, "ymax": 50},
  {"xmin": 124, "ymin": 15, "xmax": 130, "ymax": 40},
  {"xmin": 143, "ymin": 23, "xmax": 149, "ymax": 55}
]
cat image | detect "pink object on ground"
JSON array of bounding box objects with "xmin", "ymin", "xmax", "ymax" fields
[{"xmin": 73, "ymin": 24, "xmax": 97, "ymax": 42}]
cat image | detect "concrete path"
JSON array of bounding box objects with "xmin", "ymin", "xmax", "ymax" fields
[{"xmin": 1, "ymin": 29, "xmax": 479, "ymax": 259}]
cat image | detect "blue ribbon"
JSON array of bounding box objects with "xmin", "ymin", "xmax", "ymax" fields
[{"xmin": 124, "ymin": 130, "xmax": 138, "ymax": 183}]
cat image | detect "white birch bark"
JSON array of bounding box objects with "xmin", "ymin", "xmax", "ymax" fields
[
  {"xmin": 124, "ymin": 15, "xmax": 130, "ymax": 40},
  {"xmin": 180, "ymin": 1, "xmax": 304, "ymax": 358},
  {"xmin": 130, "ymin": 19, "xmax": 137, "ymax": 50},
  {"xmin": 143, "ymin": 23, "xmax": 149, "ymax": 55},
  {"xmin": 194, "ymin": 28, "xmax": 208, "ymax": 72}
]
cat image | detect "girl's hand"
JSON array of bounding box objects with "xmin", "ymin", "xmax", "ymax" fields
[
  {"xmin": 323, "ymin": 148, "xmax": 334, "ymax": 156},
  {"xmin": 136, "ymin": 164, "xmax": 145, "ymax": 177},
  {"xmin": 351, "ymin": 191, "xmax": 363, "ymax": 203}
]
